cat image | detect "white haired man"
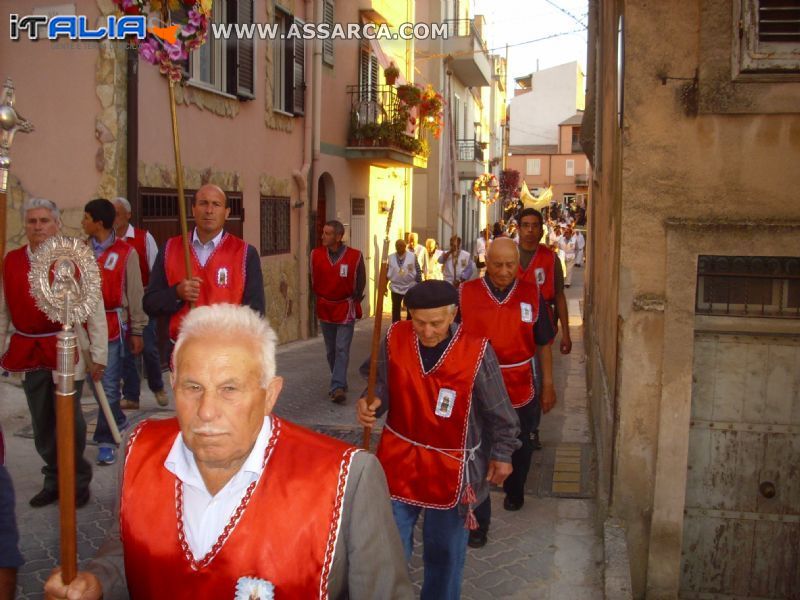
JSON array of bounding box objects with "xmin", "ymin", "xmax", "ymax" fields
[
  {"xmin": 111, "ymin": 196, "xmax": 168, "ymax": 410},
  {"xmin": 45, "ymin": 304, "xmax": 412, "ymax": 599},
  {"xmin": 0, "ymin": 198, "xmax": 108, "ymax": 507}
]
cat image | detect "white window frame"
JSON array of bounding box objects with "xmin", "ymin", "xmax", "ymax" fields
[
  {"xmin": 189, "ymin": 0, "xmax": 226, "ymax": 92},
  {"xmin": 526, "ymin": 158, "xmax": 541, "ymax": 176},
  {"xmin": 565, "ymin": 159, "xmax": 575, "ymax": 177},
  {"xmin": 733, "ymin": 0, "xmax": 800, "ymax": 80}
]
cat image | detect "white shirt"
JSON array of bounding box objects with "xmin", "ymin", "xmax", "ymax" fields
[
  {"xmin": 387, "ymin": 251, "xmax": 419, "ymax": 294},
  {"xmin": 120, "ymin": 224, "xmax": 158, "ymax": 271},
  {"xmin": 440, "ymin": 249, "xmax": 474, "ymax": 284},
  {"xmin": 164, "ymin": 416, "xmax": 273, "ymax": 559},
  {"xmin": 191, "ymin": 228, "xmax": 224, "ymax": 267}
]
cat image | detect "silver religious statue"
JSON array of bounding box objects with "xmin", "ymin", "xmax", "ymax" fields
[
  {"xmin": 29, "ymin": 236, "xmax": 101, "ymax": 395},
  {"xmin": 0, "ymin": 78, "xmax": 34, "ymax": 194}
]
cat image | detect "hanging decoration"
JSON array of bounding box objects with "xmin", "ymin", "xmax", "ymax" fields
[
  {"xmin": 114, "ymin": 0, "xmax": 213, "ymax": 83},
  {"xmin": 472, "ymin": 173, "xmax": 499, "ymax": 205}
]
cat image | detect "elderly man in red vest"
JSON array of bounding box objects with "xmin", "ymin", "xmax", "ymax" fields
[
  {"xmin": 82, "ymin": 199, "xmax": 148, "ymax": 466},
  {"xmin": 310, "ymin": 220, "xmax": 365, "ymax": 404},
  {"xmin": 357, "ymin": 280, "xmax": 520, "ymax": 600},
  {"xmin": 143, "ymin": 183, "xmax": 265, "ymax": 346},
  {"xmin": 45, "ymin": 304, "xmax": 412, "ymax": 600},
  {"xmin": 0, "ymin": 198, "xmax": 108, "ymax": 507},
  {"xmin": 459, "ymin": 237, "xmax": 557, "ymax": 548},
  {"xmin": 111, "ymin": 197, "xmax": 168, "ymax": 410}
]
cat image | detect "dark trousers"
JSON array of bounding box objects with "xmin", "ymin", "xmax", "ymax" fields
[
  {"xmin": 474, "ymin": 399, "xmax": 539, "ymax": 532},
  {"xmin": 390, "ymin": 291, "xmax": 411, "ymax": 323},
  {"xmin": 121, "ymin": 318, "xmax": 164, "ymax": 400},
  {"xmin": 23, "ymin": 369, "xmax": 92, "ymax": 493}
]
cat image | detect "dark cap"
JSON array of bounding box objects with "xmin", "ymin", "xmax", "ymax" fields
[{"xmin": 404, "ymin": 280, "xmax": 459, "ymax": 310}]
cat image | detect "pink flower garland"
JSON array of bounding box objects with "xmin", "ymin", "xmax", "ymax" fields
[{"xmin": 113, "ymin": 1, "xmax": 211, "ymax": 83}]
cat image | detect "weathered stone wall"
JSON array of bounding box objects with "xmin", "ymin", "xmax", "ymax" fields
[{"xmin": 586, "ymin": 0, "xmax": 800, "ymax": 597}]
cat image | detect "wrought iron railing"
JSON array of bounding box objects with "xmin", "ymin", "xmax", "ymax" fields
[
  {"xmin": 457, "ymin": 138, "xmax": 484, "ymax": 161},
  {"xmin": 442, "ymin": 18, "xmax": 489, "ymax": 52},
  {"xmin": 346, "ymin": 84, "xmax": 428, "ymax": 157},
  {"xmin": 575, "ymin": 174, "xmax": 589, "ymax": 186}
]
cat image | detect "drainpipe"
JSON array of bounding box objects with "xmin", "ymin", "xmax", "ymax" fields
[
  {"xmin": 126, "ymin": 46, "xmax": 139, "ymax": 217},
  {"xmin": 292, "ymin": 0, "xmax": 315, "ymax": 339},
  {"xmin": 310, "ymin": 0, "xmax": 323, "ymax": 328}
]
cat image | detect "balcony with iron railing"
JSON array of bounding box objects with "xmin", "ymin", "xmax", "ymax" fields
[
  {"xmin": 442, "ymin": 17, "xmax": 492, "ymax": 87},
  {"xmin": 456, "ymin": 138, "xmax": 485, "ymax": 180},
  {"xmin": 345, "ymin": 84, "xmax": 428, "ymax": 169},
  {"xmin": 575, "ymin": 173, "xmax": 589, "ymax": 186}
]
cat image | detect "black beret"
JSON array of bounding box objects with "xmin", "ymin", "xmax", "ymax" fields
[{"xmin": 404, "ymin": 280, "xmax": 459, "ymax": 309}]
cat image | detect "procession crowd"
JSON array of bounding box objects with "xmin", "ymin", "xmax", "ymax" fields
[{"xmin": 0, "ymin": 187, "xmax": 580, "ymax": 600}]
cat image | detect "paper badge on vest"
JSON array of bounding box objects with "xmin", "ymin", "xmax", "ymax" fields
[
  {"xmin": 103, "ymin": 252, "xmax": 119, "ymax": 271},
  {"xmin": 535, "ymin": 267, "xmax": 545, "ymax": 285},
  {"xmin": 435, "ymin": 388, "xmax": 456, "ymax": 418},
  {"xmin": 216, "ymin": 267, "xmax": 229, "ymax": 288},
  {"xmin": 520, "ymin": 302, "xmax": 533, "ymax": 323},
  {"xmin": 235, "ymin": 577, "xmax": 274, "ymax": 600},
  {"xmin": 340, "ymin": 263, "xmax": 349, "ymax": 277}
]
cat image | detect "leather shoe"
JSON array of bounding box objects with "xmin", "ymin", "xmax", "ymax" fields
[
  {"xmin": 154, "ymin": 389, "xmax": 169, "ymax": 407},
  {"xmin": 330, "ymin": 389, "xmax": 346, "ymax": 404},
  {"xmin": 532, "ymin": 431, "xmax": 543, "ymax": 451},
  {"xmin": 76, "ymin": 487, "xmax": 90, "ymax": 508},
  {"xmin": 119, "ymin": 398, "xmax": 140, "ymax": 410},
  {"xmin": 468, "ymin": 529, "xmax": 488, "ymax": 548},
  {"xmin": 29, "ymin": 488, "xmax": 59, "ymax": 507},
  {"xmin": 503, "ymin": 495, "xmax": 524, "ymax": 511}
]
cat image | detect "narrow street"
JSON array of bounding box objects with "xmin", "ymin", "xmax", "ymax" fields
[{"xmin": 2, "ymin": 270, "xmax": 603, "ymax": 599}]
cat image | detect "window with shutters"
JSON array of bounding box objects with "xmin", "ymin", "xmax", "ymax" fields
[
  {"xmin": 188, "ymin": 0, "xmax": 256, "ymax": 99},
  {"xmin": 734, "ymin": 0, "xmax": 800, "ymax": 77},
  {"xmin": 565, "ymin": 159, "xmax": 575, "ymax": 176},
  {"xmin": 322, "ymin": 0, "xmax": 335, "ymax": 66},
  {"xmin": 273, "ymin": 9, "xmax": 306, "ymax": 115},
  {"xmin": 526, "ymin": 158, "xmax": 541, "ymax": 176},
  {"xmin": 260, "ymin": 196, "xmax": 291, "ymax": 256},
  {"xmin": 358, "ymin": 40, "xmax": 378, "ymax": 101}
]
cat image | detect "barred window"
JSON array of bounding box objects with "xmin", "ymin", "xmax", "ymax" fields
[
  {"xmin": 260, "ymin": 196, "xmax": 290, "ymax": 256},
  {"xmin": 696, "ymin": 255, "xmax": 800, "ymax": 318}
]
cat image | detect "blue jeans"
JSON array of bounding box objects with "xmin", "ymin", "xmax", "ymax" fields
[
  {"xmin": 392, "ymin": 500, "xmax": 468, "ymax": 600},
  {"xmin": 319, "ymin": 321, "xmax": 354, "ymax": 393},
  {"xmin": 0, "ymin": 466, "xmax": 24, "ymax": 568},
  {"xmin": 121, "ymin": 319, "xmax": 164, "ymax": 400},
  {"xmin": 94, "ymin": 338, "xmax": 128, "ymax": 447}
]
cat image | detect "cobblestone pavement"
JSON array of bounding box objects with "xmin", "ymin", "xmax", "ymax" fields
[{"xmin": 3, "ymin": 272, "xmax": 602, "ymax": 599}]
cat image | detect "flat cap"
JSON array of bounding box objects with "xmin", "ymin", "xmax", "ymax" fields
[{"xmin": 404, "ymin": 280, "xmax": 459, "ymax": 309}]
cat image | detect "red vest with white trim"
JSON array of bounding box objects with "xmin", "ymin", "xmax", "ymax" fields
[
  {"xmin": 121, "ymin": 417, "xmax": 358, "ymax": 600},
  {"xmin": 311, "ymin": 246, "xmax": 363, "ymax": 323},
  {"xmin": 97, "ymin": 238, "xmax": 133, "ymax": 342},
  {"xmin": 163, "ymin": 233, "xmax": 247, "ymax": 341},
  {"xmin": 125, "ymin": 227, "xmax": 150, "ymax": 287},
  {"xmin": 459, "ymin": 278, "xmax": 539, "ymax": 408},
  {"xmin": 376, "ymin": 321, "xmax": 487, "ymax": 509},
  {"xmin": 519, "ymin": 244, "xmax": 556, "ymax": 302},
  {"xmin": 0, "ymin": 246, "xmax": 63, "ymax": 371}
]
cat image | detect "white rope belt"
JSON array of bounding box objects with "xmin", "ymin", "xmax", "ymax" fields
[
  {"xmin": 14, "ymin": 331, "xmax": 58, "ymax": 338},
  {"xmin": 384, "ymin": 423, "xmax": 481, "ymax": 464},
  {"xmin": 500, "ymin": 357, "xmax": 534, "ymax": 369}
]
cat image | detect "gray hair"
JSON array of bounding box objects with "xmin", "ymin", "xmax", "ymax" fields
[
  {"xmin": 112, "ymin": 197, "xmax": 131, "ymax": 212},
  {"xmin": 171, "ymin": 304, "xmax": 277, "ymax": 387},
  {"xmin": 22, "ymin": 197, "xmax": 61, "ymax": 223},
  {"xmin": 325, "ymin": 220, "xmax": 345, "ymax": 238}
]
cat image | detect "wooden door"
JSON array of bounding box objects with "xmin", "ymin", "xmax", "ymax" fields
[{"xmin": 680, "ymin": 332, "xmax": 800, "ymax": 599}]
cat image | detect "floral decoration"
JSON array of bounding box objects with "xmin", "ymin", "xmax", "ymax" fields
[
  {"xmin": 472, "ymin": 173, "xmax": 500, "ymax": 205},
  {"xmin": 418, "ymin": 84, "xmax": 444, "ymax": 138},
  {"xmin": 113, "ymin": 0, "xmax": 212, "ymax": 83}
]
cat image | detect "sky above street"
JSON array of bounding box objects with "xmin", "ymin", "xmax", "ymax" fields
[{"xmin": 471, "ymin": 0, "xmax": 588, "ymax": 90}]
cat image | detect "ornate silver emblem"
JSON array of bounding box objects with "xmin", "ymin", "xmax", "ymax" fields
[
  {"xmin": 28, "ymin": 236, "xmax": 101, "ymax": 327},
  {"xmin": 216, "ymin": 266, "xmax": 228, "ymax": 287}
]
